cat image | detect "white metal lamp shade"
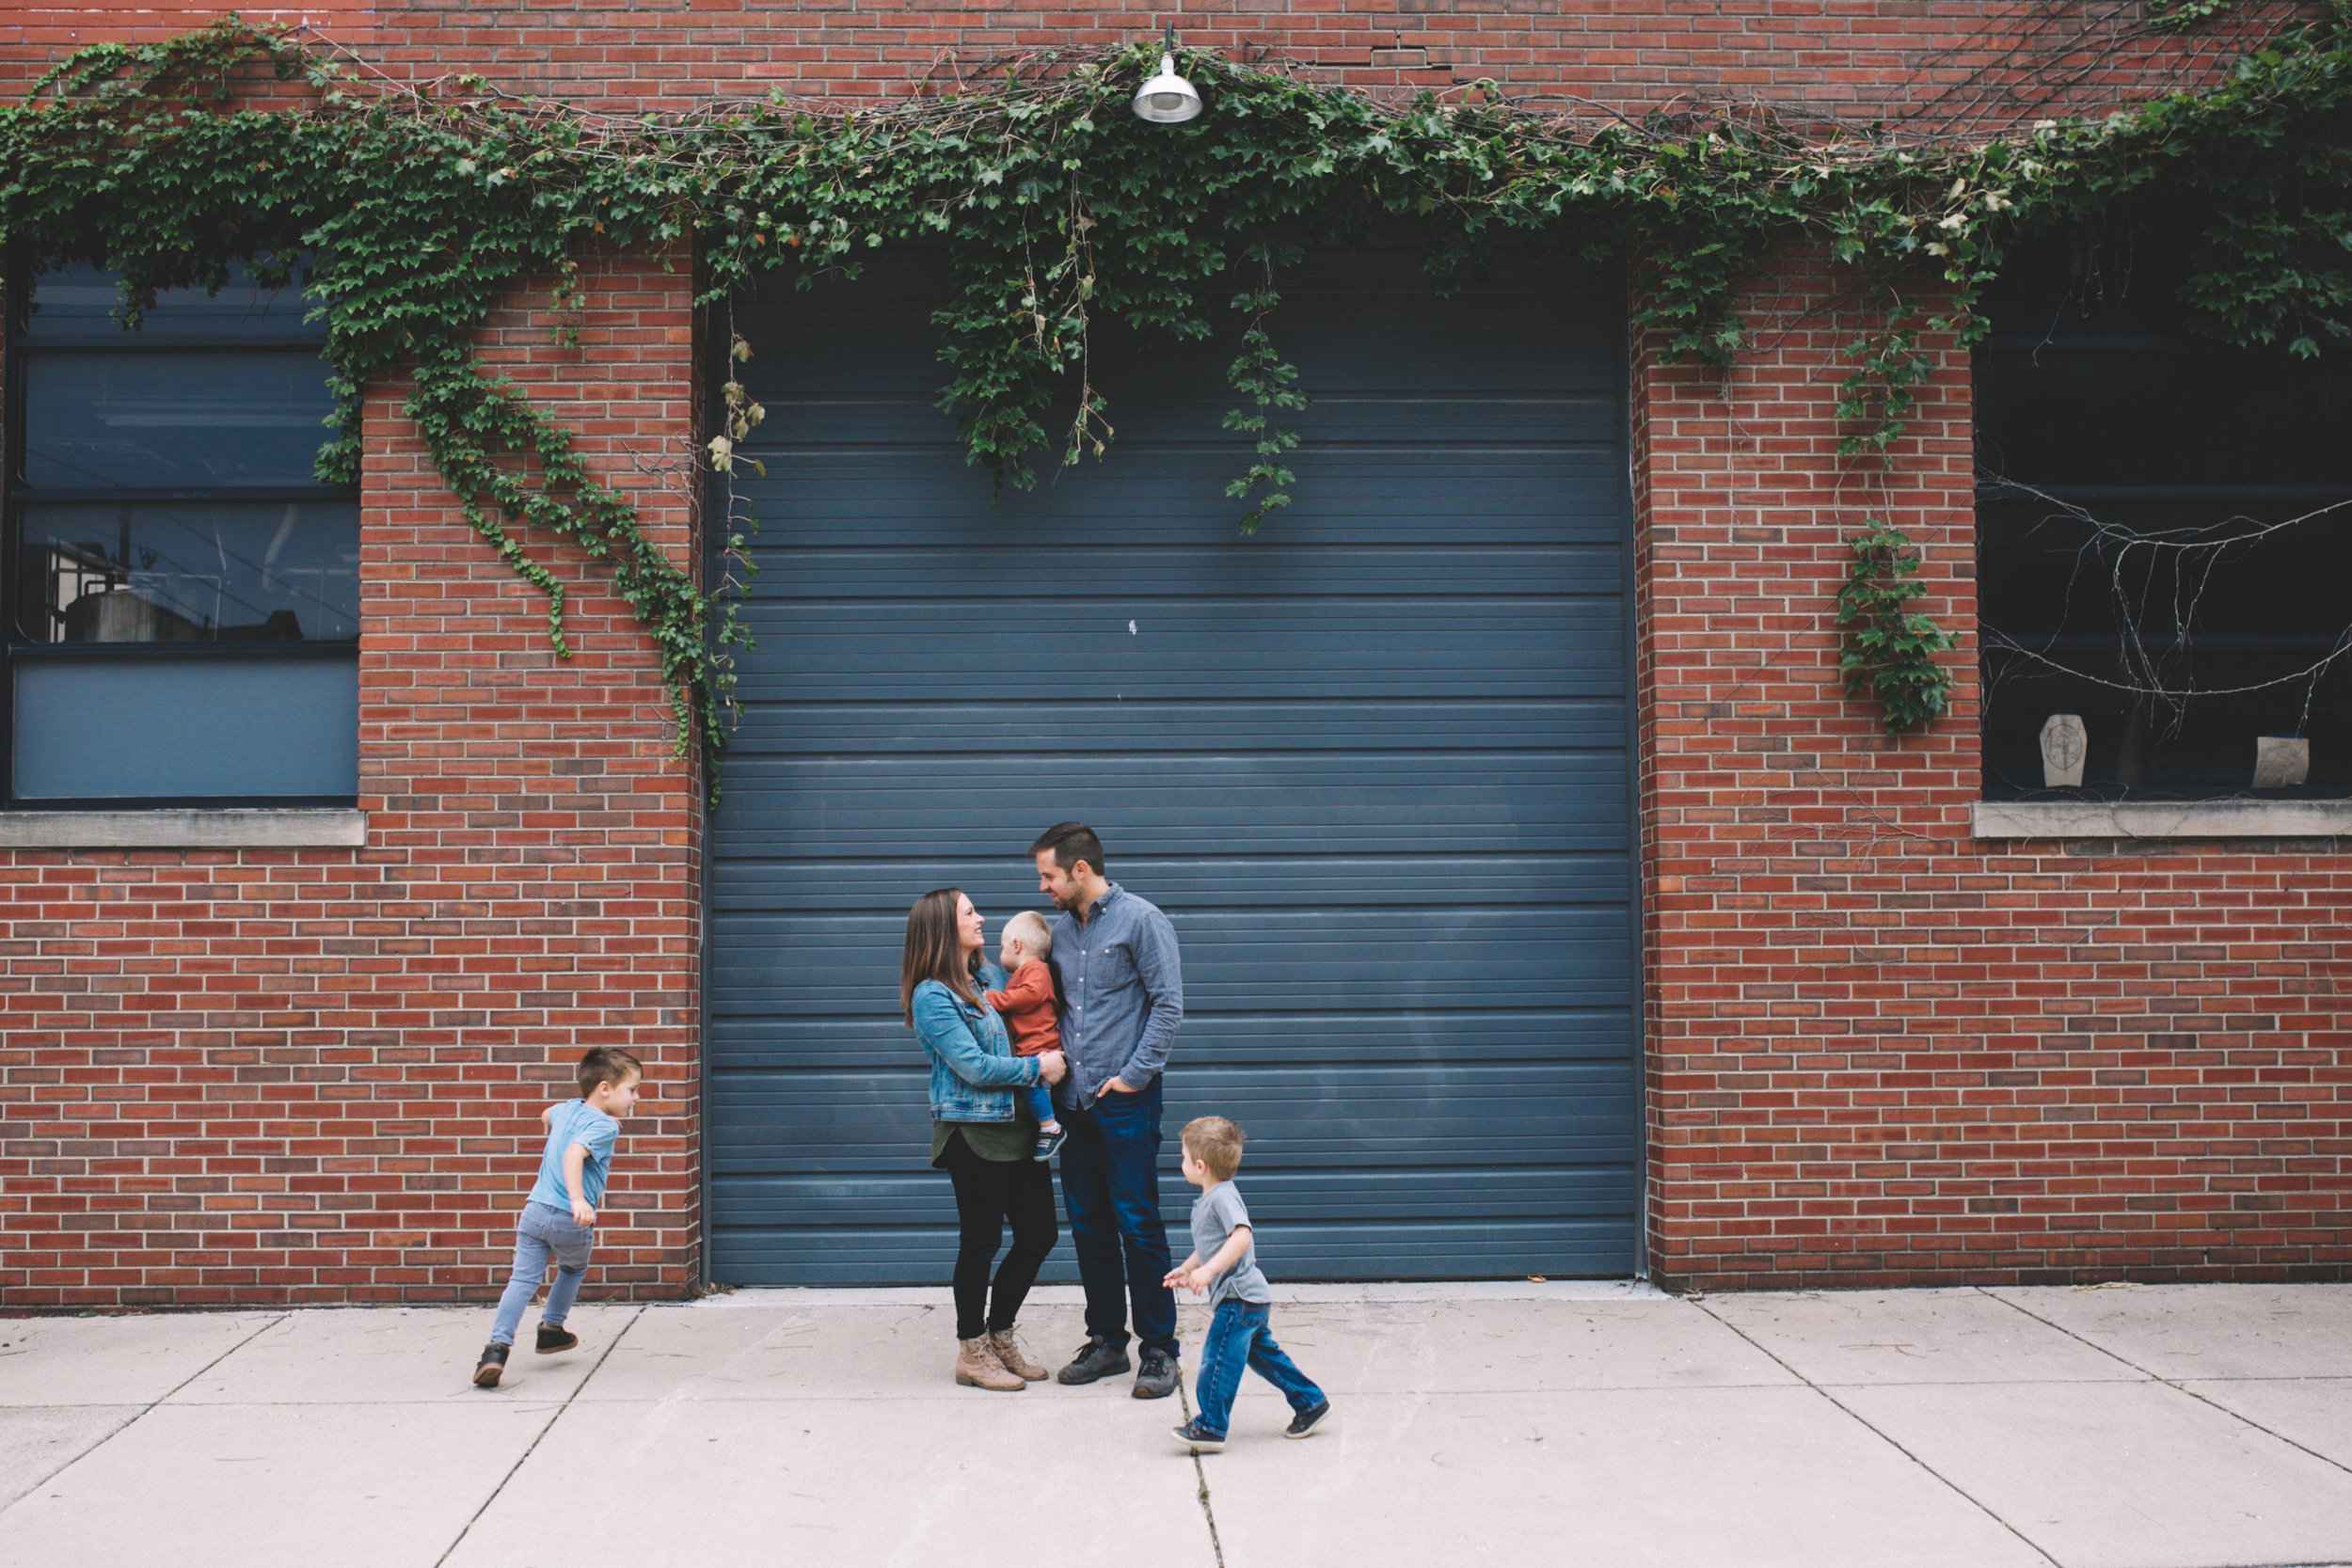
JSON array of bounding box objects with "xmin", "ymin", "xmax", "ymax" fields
[{"xmin": 1132, "ymin": 52, "xmax": 1202, "ymax": 123}]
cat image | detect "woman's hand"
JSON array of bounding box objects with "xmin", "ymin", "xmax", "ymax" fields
[{"xmin": 1036, "ymin": 1050, "xmax": 1068, "ymax": 1085}]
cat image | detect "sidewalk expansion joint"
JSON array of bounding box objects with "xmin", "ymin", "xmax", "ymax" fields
[
  {"xmin": 432, "ymin": 1307, "xmax": 644, "ymax": 1568},
  {"xmin": 1980, "ymin": 1289, "xmax": 2352, "ymax": 1482},
  {"xmin": 1180, "ymin": 1383, "xmax": 1226, "ymax": 1567},
  {"xmin": 0, "ymin": 1309, "xmax": 289, "ymax": 1521},
  {"xmin": 1695, "ymin": 1299, "xmax": 2063, "ymax": 1568}
]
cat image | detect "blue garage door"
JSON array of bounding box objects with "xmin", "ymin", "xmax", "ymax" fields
[{"xmin": 708, "ymin": 245, "xmax": 1639, "ymax": 1283}]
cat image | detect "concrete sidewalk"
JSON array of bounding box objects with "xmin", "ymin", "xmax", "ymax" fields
[{"xmin": 4, "ymin": 1282, "xmax": 2348, "ymax": 1568}]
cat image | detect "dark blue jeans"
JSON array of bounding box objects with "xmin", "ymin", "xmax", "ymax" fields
[
  {"xmin": 1192, "ymin": 1299, "xmax": 1325, "ymax": 1438},
  {"xmin": 1057, "ymin": 1074, "xmax": 1179, "ymax": 1357}
]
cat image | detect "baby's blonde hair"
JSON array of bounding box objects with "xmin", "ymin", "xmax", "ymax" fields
[{"xmin": 1003, "ymin": 909, "xmax": 1053, "ymax": 958}]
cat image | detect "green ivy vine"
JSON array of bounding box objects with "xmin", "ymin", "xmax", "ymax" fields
[
  {"xmin": 1, "ymin": 6, "xmax": 2347, "ymax": 777},
  {"xmin": 1836, "ymin": 523, "xmax": 1956, "ymax": 736}
]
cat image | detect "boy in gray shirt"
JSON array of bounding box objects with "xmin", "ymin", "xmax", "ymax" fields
[{"xmin": 1164, "ymin": 1116, "xmax": 1332, "ymax": 1451}]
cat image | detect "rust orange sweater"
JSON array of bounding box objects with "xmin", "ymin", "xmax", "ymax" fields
[{"xmin": 983, "ymin": 958, "xmax": 1062, "ymax": 1057}]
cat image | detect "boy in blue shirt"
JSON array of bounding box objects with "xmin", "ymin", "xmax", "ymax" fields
[{"xmin": 473, "ymin": 1047, "xmax": 643, "ymax": 1387}]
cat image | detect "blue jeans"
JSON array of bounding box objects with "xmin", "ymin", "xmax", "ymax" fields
[
  {"xmin": 489, "ymin": 1201, "xmax": 593, "ymax": 1346},
  {"xmin": 1192, "ymin": 1299, "xmax": 1326, "ymax": 1438},
  {"xmin": 1057, "ymin": 1074, "xmax": 1178, "ymax": 1357},
  {"xmin": 1023, "ymin": 1083, "xmax": 1057, "ymax": 1128}
]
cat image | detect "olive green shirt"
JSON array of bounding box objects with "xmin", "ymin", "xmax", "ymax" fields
[{"xmin": 930, "ymin": 1113, "xmax": 1038, "ymax": 1166}]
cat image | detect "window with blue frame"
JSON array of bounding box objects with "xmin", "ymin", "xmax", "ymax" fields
[{"xmin": 6, "ymin": 260, "xmax": 358, "ymax": 804}]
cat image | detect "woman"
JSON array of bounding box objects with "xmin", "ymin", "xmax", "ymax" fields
[{"xmin": 902, "ymin": 886, "xmax": 1068, "ymax": 1390}]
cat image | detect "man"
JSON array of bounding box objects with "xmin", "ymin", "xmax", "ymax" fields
[{"xmin": 1030, "ymin": 821, "xmax": 1184, "ymax": 1399}]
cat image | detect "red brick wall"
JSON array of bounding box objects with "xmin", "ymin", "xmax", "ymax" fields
[
  {"xmin": 0, "ymin": 251, "xmax": 705, "ymax": 1308},
  {"xmin": 2, "ymin": 8, "xmax": 2344, "ymax": 1304},
  {"xmin": 0, "ymin": 3, "xmax": 2286, "ymax": 125},
  {"xmin": 1631, "ymin": 256, "xmax": 2352, "ymax": 1290}
]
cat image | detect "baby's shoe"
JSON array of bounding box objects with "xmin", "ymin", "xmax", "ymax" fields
[{"xmin": 1033, "ymin": 1124, "xmax": 1067, "ymax": 1162}]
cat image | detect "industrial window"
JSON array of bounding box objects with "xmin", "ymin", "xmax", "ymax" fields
[
  {"xmin": 1974, "ymin": 227, "xmax": 2352, "ymax": 800},
  {"xmin": 4, "ymin": 260, "xmax": 358, "ymax": 804}
]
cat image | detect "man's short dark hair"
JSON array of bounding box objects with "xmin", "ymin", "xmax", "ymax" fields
[
  {"xmin": 1030, "ymin": 821, "xmax": 1106, "ymax": 879},
  {"xmin": 577, "ymin": 1047, "xmax": 643, "ymax": 1097}
]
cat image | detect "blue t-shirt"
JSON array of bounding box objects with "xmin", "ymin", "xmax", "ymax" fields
[{"xmin": 527, "ymin": 1099, "xmax": 621, "ymax": 1210}]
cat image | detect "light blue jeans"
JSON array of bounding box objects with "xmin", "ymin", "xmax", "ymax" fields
[{"xmin": 489, "ymin": 1201, "xmax": 594, "ymax": 1346}]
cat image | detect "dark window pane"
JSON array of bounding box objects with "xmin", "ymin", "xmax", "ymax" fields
[
  {"xmin": 11, "ymin": 653, "xmax": 358, "ymax": 800},
  {"xmin": 23, "ymin": 259, "xmax": 322, "ymax": 340},
  {"xmin": 1975, "ymin": 346, "xmax": 2352, "ymax": 489},
  {"xmin": 23, "ymin": 352, "xmax": 337, "ymax": 489},
  {"xmin": 1975, "ymin": 237, "xmax": 2352, "ymax": 489},
  {"xmin": 1975, "ymin": 226, "xmax": 2352, "ymax": 800},
  {"xmin": 15, "ymin": 501, "xmax": 358, "ymax": 644}
]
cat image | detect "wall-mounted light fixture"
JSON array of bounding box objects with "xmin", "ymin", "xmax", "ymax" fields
[{"xmin": 1132, "ymin": 25, "xmax": 1203, "ymax": 124}]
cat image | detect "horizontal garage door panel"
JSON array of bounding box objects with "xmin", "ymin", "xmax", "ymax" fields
[
  {"xmin": 709, "ymin": 1008, "xmax": 1636, "ymax": 1070},
  {"xmin": 709, "ymin": 758, "xmax": 1629, "ymax": 853},
  {"xmin": 708, "ymin": 244, "xmax": 1638, "ymax": 1283},
  {"xmin": 712, "ymin": 1222, "xmax": 1634, "ymax": 1287},
  {"xmin": 727, "ymin": 698, "xmax": 1625, "ymax": 755},
  {"xmin": 712, "ymin": 908, "xmax": 1633, "ymax": 1013},
  {"xmin": 712, "ymin": 1063, "xmax": 1639, "ymax": 1175},
  {"xmin": 752, "ymin": 452, "xmax": 1623, "ymax": 538},
  {"xmin": 728, "ymin": 546, "xmax": 1619, "ymax": 602},
  {"xmin": 713, "ymin": 853, "xmax": 1628, "ymax": 911}
]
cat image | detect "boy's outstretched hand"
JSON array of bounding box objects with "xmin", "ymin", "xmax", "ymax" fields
[
  {"xmin": 1162, "ymin": 1264, "xmax": 1210, "ymax": 1295},
  {"xmin": 571, "ymin": 1198, "xmax": 597, "ymax": 1227}
]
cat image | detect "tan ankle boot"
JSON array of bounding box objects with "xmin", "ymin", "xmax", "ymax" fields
[
  {"xmin": 955, "ymin": 1336, "xmax": 1025, "ymax": 1391},
  {"xmin": 988, "ymin": 1326, "xmax": 1048, "ymax": 1381}
]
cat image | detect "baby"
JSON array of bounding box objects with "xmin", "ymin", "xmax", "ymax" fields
[{"xmin": 984, "ymin": 909, "xmax": 1066, "ymax": 1160}]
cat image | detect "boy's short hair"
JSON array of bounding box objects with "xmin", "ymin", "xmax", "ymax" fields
[
  {"xmin": 1181, "ymin": 1116, "xmax": 1246, "ymax": 1181},
  {"xmin": 1004, "ymin": 909, "xmax": 1053, "ymax": 957},
  {"xmin": 577, "ymin": 1047, "xmax": 643, "ymax": 1097}
]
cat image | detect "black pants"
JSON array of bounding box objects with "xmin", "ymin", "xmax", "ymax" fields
[{"xmin": 937, "ymin": 1130, "xmax": 1058, "ymax": 1341}]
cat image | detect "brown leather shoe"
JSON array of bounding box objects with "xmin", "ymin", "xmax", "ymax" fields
[
  {"xmin": 955, "ymin": 1336, "xmax": 1025, "ymax": 1391},
  {"xmin": 988, "ymin": 1326, "xmax": 1048, "ymax": 1381}
]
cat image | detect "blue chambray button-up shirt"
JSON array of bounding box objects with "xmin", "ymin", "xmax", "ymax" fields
[{"xmin": 1047, "ymin": 882, "xmax": 1184, "ymax": 1108}]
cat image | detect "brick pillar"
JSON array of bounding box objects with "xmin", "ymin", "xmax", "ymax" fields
[{"xmin": 0, "ymin": 250, "xmax": 704, "ymax": 1307}]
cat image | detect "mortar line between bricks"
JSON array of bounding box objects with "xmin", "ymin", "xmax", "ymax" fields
[
  {"xmin": 1694, "ymin": 1300, "xmax": 2062, "ymax": 1568},
  {"xmin": 432, "ymin": 1306, "xmax": 644, "ymax": 1568},
  {"xmin": 0, "ymin": 1310, "xmax": 289, "ymax": 1522},
  {"xmin": 1982, "ymin": 1290, "xmax": 2352, "ymax": 1481}
]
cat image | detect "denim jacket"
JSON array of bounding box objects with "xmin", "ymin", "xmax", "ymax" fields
[{"xmin": 911, "ymin": 961, "xmax": 1041, "ymax": 1122}]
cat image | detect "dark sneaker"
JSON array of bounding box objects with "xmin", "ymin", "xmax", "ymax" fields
[
  {"xmin": 534, "ymin": 1324, "xmax": 580, "ymax": 1355},
  {"xmin": 1032, "ymin": 1126, "xmax": 1067, "ymax": 1162},
  {"xmin": 1133, "ymin": 1347, "xmax": 1179, "ymax": 1401},
  {"xmin": 1171, "ymin": 1418, "xmax": 1226, "ymax": 1453},
  {"xmin": 472, "ymin": 1342, "xmax": 510, "ymax": 1388},
  {"xmin": 1285, "ymin": 1400, "xmax": 1333, "ymax": 1438},
  {"xmin": 1055, "ymin": 1338, "xmax": 1132, "ymax": 1386}
]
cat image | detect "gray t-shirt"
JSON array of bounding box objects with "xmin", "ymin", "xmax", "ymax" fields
[{"xmin": 1189, "ymin": 1180, "xmax": 1273, "ymax": 1306}]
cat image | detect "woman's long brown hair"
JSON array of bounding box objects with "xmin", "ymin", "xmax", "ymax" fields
[{"xmin": 900, "ymin": 886, "xmax": 981, "ymax": 1024}]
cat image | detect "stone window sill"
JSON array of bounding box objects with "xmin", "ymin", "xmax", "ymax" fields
[
  {"xmin": 0, "ymin": 808, "xmax": 367, "ymax": 849},
  {"xmin": 1973, "ymin": 800, "xmax": 2352, "ymax": 841}
]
